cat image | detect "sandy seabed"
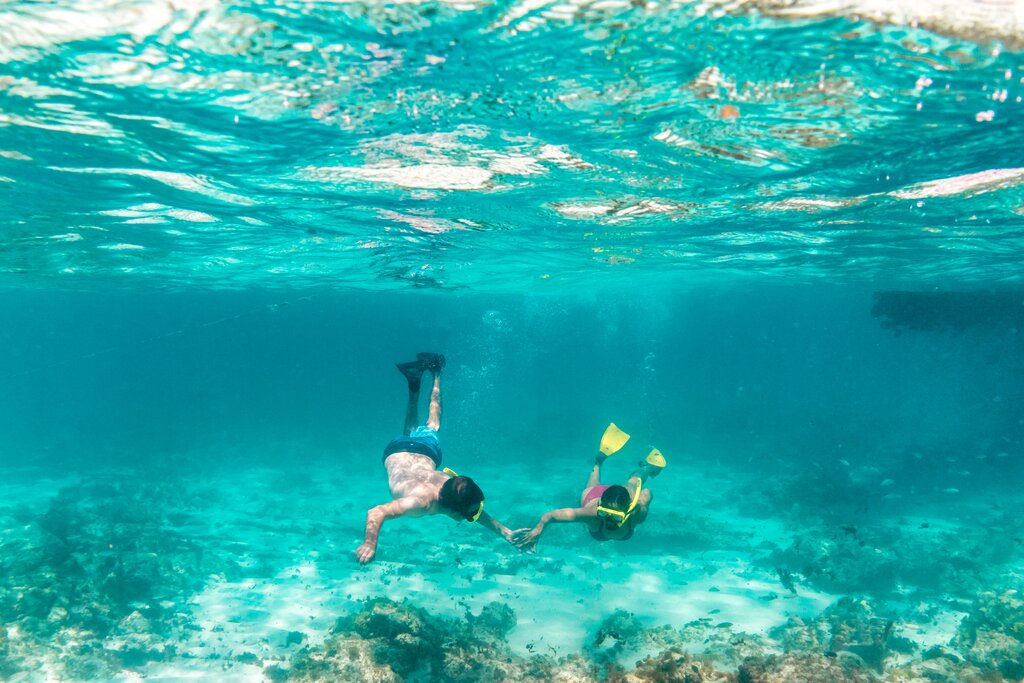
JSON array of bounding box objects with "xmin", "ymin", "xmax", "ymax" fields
[{"xmin": 1, "ymin": 447, "xmax": 1023, "ymax": 682}]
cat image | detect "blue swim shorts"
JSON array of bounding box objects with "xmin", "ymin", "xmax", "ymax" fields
[{"xmin": 382, "ymin": 426, "xmax": 442, "ymax": 467}]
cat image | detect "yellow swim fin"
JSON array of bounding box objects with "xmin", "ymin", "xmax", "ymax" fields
[
  {"xmin": 645, "ymin": 448, "xmax": 666, "ymax": 468},
  {"xmin": 600, "ymin": 423, "xmax": 630, "ymax": 456}
]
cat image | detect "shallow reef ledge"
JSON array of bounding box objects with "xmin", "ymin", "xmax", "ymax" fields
[
  {"xmin": 279, "ymin": 598, "xmax": 598, "ymax": 683},
  {"xmin": 3, "ymin": 477, "xmax": 1023, "ymax": 681},
  {"xmin": 275, "ymin": 591, "xmax": 1024, "ymax": 683}
]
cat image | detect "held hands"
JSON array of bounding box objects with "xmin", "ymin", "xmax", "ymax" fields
[
  {"xmin": 510, "ymin": 526, "xmax": 543, "ymax": 553},
  {"xmin": 504, "ymin": 526, "xmax": 533, "ymax": 550},
  {"xmin": 355, "ymin": 541, "xmax": 377, "ymax": 564}
]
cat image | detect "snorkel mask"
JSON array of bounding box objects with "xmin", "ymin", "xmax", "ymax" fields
[
  {"xmin": 442, "ymin": 468, "xmax": 485, "ymax": 522},
  {"xmin": 596, "ymin": 483, "xmax": 642, "ymax": 527}
]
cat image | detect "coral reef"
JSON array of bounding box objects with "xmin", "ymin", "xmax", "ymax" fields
[
  {"xmin": 284, "ymin": 603, "xmax": 755, "ymax": 683},
  {"xmin": 4, "ymin": 470, "xmax": 1023, "ymax": 682},
  {"xmin": 952, "ymin": 590, "xmax": 1024, "ymax": 680},
  {"xmin": 281, "ymin": 592, "xmax": 1024, "ymax": 682},
  {"xmin": 737, "ymin": 653, "xmax": 876, "ymax": 683},
  {"xmin": 769, "ymin": 597, "xmax": 915, "ymax": 672},
  {"xmin": 284, "ymin": 598, "xmax": 601, "ymax": 682},
  {"xmin": 609, "ymin": 649, "xmax": 736, "ymax": 683},
  {"xmin": 588, "ymin": 609, "xmax": 765, "ymax": 673},
  {"xmin": 282, "ymin": 634, "xmax": 399, "ymax": 683},
  {"xmin": 764, "ymin": 515, "xmax": 1012, "ymax": 598},
  {"xmin": 0, "ymin": 478, "xmax": 224, "ymax": 678}
]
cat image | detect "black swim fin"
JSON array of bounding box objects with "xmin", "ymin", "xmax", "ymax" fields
[
  {"xmin": 396, "ymin": 360, "xmax": 425, "ymax": 384},
  {"xmin": 417, "ymin": 352, "xmax": 446, "ymax": 373}
]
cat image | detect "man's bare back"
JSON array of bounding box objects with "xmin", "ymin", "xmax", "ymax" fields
[{"xmin": 384, "ymin": 451, "xmax": 448, "ymax": 512}]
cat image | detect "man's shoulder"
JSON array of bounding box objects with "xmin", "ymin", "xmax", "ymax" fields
[{"xmin": 397, "ymin": 487, "xmax": 441, "ymax": 516}]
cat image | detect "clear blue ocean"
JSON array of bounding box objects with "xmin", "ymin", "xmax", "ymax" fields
[{"xmin": 1, "ymin": 1, "xmax": 1023, "ymax": 681}]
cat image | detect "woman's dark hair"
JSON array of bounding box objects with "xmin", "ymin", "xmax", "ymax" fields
[
  {"xmin": 599, "ymin": 484, "xmax": 632, "ymax": 512},
  {"xmin": 439, "ymin": 476, "xmax": 484, "ymax": 520}
]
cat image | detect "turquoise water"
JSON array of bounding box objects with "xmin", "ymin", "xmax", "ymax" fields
[
  {"xmin": 2, "ymin": 1, "xmax": 1024, "ymax": 681},
  {"xmin": 2, "ymin": 0, "xmax": 1023, "ymax": 288}
]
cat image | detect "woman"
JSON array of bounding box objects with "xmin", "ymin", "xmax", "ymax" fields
[{"xmin": 512, "ymin": 423, "xmax": 665, "ymax": 551}]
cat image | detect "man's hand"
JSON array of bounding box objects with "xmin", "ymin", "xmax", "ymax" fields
[
  {"xmin": 357, "ymin": 497, "xmax": 421, "ymax": 565},
  {"xmin": 355, "ymin": 541, "xmax": 377, "ymax": 564},
  {"xmin": 510, "ymin": 526, "xmax": 541, "ymax": 553}
]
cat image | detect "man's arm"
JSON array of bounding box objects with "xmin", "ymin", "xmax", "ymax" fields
[
  {"xmin": 474, "ymin": 510, "xmax": 516, "ymax": 543},
  {"xmin": 355, "ymin": 496, "xmax": 424, "ymax": 564}
]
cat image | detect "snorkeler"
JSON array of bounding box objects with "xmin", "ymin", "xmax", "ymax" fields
[
  {"xmin": 355, "ymin": 353, "xmax": 519, "ymax": 564},
  {"xmin": 511, "ymin": 424, "xmax": 665, "ymax": 551}
]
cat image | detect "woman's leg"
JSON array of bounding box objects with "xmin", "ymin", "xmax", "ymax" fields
[
  {"xmin": 627, "ymin": 462, "xmax": 662, "ymax": 486},
  {"xmin": 586, "ymin": 454, "xmax": 606, "ymax": 489},
  {"xmin": 581, "ymin": 453, "xmax": 608, "ymax": 503}
]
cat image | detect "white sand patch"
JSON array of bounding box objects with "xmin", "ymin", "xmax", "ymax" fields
[
  {"xmin": 902, "ymin": 606, "xmax": 969, "ymax": 651},
  {"xmin": 185, "ymin": 568, "xmax": 339, "ymax": 655}
]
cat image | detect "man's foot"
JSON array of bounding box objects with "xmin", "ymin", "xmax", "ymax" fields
[
  {"xmin": 396, "ymin": 360, "xmax": 425, "ymax": 390},
  {"xmin": 417, "ymin": 352, "xmax": 446, "ymax": 374}
]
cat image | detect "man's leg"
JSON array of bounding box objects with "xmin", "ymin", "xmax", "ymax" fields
[
  {"xmin": 397, "ymin": 361, "xmax": 424, "ymax": 434},
  {"xmin": 425, "ymin": 370, "xmax": 442, "ymax": 431},
  {"xmin": 403, "ymin": 382, "xmax": 421, "ymax": 434}
]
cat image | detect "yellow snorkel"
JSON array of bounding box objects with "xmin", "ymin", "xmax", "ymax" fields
[
  {"xmin": 596, "ymin": 481, "xmax": 643, "ymax": 527},
  {"xmin": 442, "ymin": 467, "xmax": 485, "ymax": 522}
]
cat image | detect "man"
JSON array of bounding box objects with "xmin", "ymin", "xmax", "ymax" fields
[
  {"xmin": 511, "ymin": 423, "xmax": 665, "ymax": 550},
  {"xmin": 355, "ymin": 353, "xmax": 518, "ymax": 564}
]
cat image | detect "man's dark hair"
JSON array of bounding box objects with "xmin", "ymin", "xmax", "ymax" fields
[
  {"xmin": 439, "ymin": 476, "xmax": 484, "ymax": 520},
  {"xmin": 599, "ymin": 484, "xmax": 632, "ymax": 512}
]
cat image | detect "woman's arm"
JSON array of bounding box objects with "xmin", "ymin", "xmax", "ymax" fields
[
  {"xmin": 511, "ymin": 507, "xmax": 597, "ymax": 551},
  {"xmin": 541, "ymin": 507, "xmax": 596, "ymax": 525}
]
